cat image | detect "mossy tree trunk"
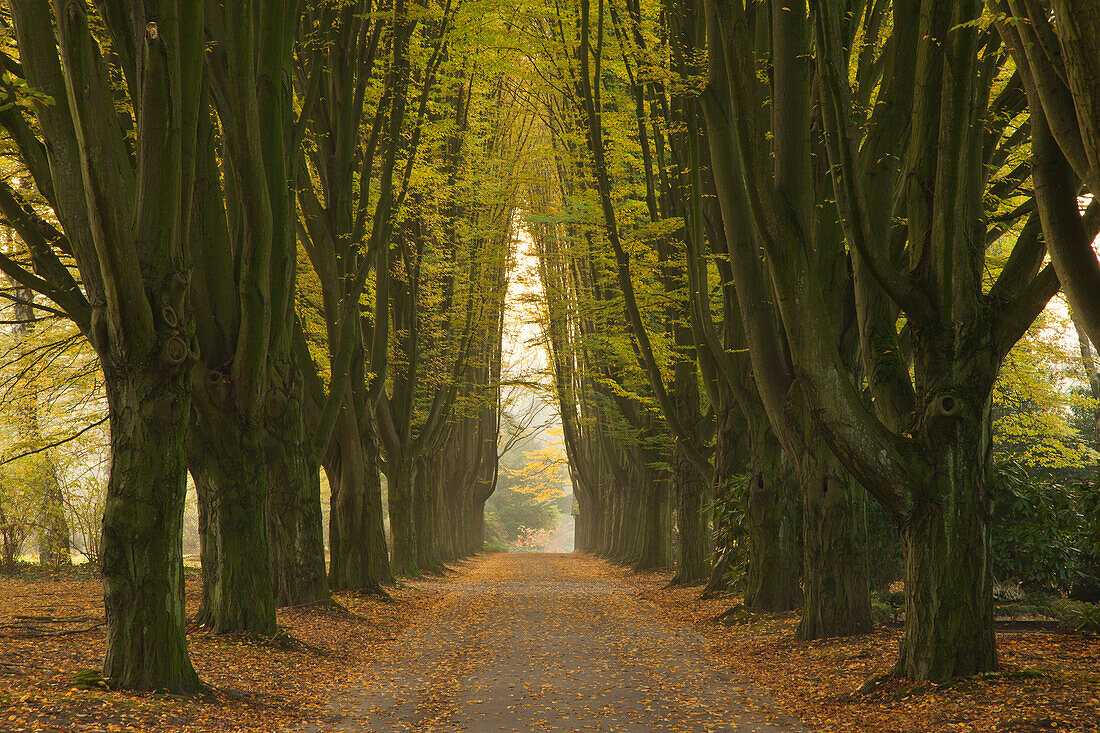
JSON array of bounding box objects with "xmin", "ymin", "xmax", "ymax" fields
[
  {"xmin": 702, "ymin": 0, "xmax": 1056, "ymax": 678},
  {"xmin": 188, "ymin": 395, "xmax": 275, "ymax": 635},
  {"xmin": 325, "ymin": 408, "xmax": 392, "ymax": 592},
  {"xmin": 414, "ymin": 455, "xmax": 445, "ymax": 572},
  {"xmin": 101, "ymin": 357, "xmax": 201, "ymax": 691},
  {"xmin": 795, "ymin": 445, "xmax": 871, "ymax": 639},
  {"xmin": 670, "ymin": 444, "xmax": 709, "ymax": 584},
  {"xmin": 385, "ymin": 454, "xmax": 419, "ymax": 577},
  {"xmin": 9, "ymin": 0, "xmax": 206, "ymax": 691},
  {"xmin": 744, "ymin": 428, "xmax": 802, "ymax": 613},
  {"xmin": 265, "ymin": 355, "xmax": 328, "ymax": 607},
  {"xmin": 189, "ymin": 2, "xmax": 299, "ymax": 635}
]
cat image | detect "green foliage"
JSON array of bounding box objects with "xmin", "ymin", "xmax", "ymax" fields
[
  {"xmin": 709, "ymin": 474, "xmax": 748, "ymax": 590},
  {"xmin": 1052, "ymin": 600, "xmax": 1100, "ymax": 635},
  {"xmin": 0, "ymin": 73, "xmax": 54, "ymax": 112},
  {"xmin": 870, "ymin": 599, "xmax": 894, "ymax": 626},
  {"xmin": 992, "ymin": 583, "xmax": 1026, "ymax": 603},
  {"xmin": 992, "ymin": 306, "xmax": 1097, "ymax": 472},
  {"xmin": 989, "ymin": 461, "xmax": 1089, "ymax": 593},
  {"xmin": 872, "ymin": 590, "xmax": 905, "ymax": 624},
  {"xmin": 485, "ymin": 489, "xmax": 560, "ymax": 546}
]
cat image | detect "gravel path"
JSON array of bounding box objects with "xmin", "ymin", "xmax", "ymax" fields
[{"xmin": 302, "ymin": 553, "xmax": 805, "ymax": 732}]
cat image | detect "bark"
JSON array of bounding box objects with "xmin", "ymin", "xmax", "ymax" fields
[
  {"xmin": 37, "ymin": 467, "xmax": 69, "ymax": 568},
  {"xmin": 698, "ymin": 1, "xmax": 1033, "ymax": 674},
  {"xmin": 632, "ymin": 468, "xmax": 672, "ymax": 570},
  {"xmin": 325, "ymin": 409, "xmax": 392, "ymax": 591},
  {"xmin": 188, "ymin": 389, "xmax": 276, "ymax": 636},
  {"xmin": 703, "ymin": 400, "xmax": 744, "ymax": 597},
  {"xmin": 898, "ymin": 429, "xmax": 996, "ymax": 679},
  {"xmin": 470, "ymin": 502, "xmax": 488, "ymax": 552},
  {"xmin": 796, "ymin": 444, "xmax": 872, "ymax": 639},
  {"xmin": 293, "ymin": 4, "xmax": 395, "ymax": 594},
  {"xmin": 573, "ymin": 486, "xmax": 593, "ymax": 553},
  {"xmin": 899, "ymin": 488, "xmax": 996, "ymax": 680},
  {"xmin": 1027, "ymin": 97, "xmax": 1100, "ymax": 352},
  {"xmin": 189, "ymin": 2, "xmax": 299, "ymax": 636},
  {"xmin": 433, "ymin": 457, "xmax": 457, "ymax": 563},
  {"xmin": 386, "ymin": 456, "xmax": 419, "ymax": 577},
  {"xmin": 895, "ymin": 336, "xmax": 998, "ymax": 678},
  {"xmin": 265, "ymin": 357, "xmax": 328, "ymax": 607},
  {"xmin": 609, "ymin": 477, "xmax": 636, "ymax": 563},
  {"xmin": 744, "ymin": 430, "xmax": 802, "ymax": 613},
  {"xmin": 6, "ymin": 0, "xmax": 207, "ymax": 691},
  {"xmin": 414, "ymin": 455, "xmax": 445, "ymax": 572},
  {"xmin": 670, "ymin": 444, "xmax": 709, "ymax": 584},
  {"xmin": 100, "ymin": 358, "xmax": 200, "ymax": 692}
]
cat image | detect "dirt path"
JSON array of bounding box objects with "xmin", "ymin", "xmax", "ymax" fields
[{"xmin": 302, "ymin": 553, "xmax": 804, "ymax": 732}]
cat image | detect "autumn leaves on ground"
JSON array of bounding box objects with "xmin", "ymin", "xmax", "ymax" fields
[{"xmin": 0, "ymin": 554, "xmax": 1096, "ymax": 732}]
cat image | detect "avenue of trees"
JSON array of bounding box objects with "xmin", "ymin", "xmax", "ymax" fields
[
  {"xmin": 526, "ymin": 0, "xmax": 1100, "ymax": 681},
  {"xmin": 0, "ymin": 0, "xmax": 1098, "ymax": 693}
]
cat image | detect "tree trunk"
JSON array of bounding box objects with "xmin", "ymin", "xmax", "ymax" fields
[
  {"xmin": 796, "ymin": 445, "xmax": 873, "ymax": 639},
  {"xmin": 100, "ymin": 361, "xmax": 200, "ymax": 692},
  {"xmin": 632, "ymin": 469, "xmax": 672, "ymax": 570},
  {"xmin": 188, "ymin": 396, "xmax": 276, "ymax": 635},
  {"xmin": 265, "ymin": 359, "xmax": 329, "ymax": 607},
  {"xmin": 466, "ymin": 500, "xmax": 486, "ymax": 554},
  {"xmin": 266, "ymin": 436, "xmax": 328, "ymax": 607},
  {"xmin": 744, "ymin": 436, "xmax": 802, "ymax": 612},
  {"xmin": 703, "ymin": 400, "xmax": 744, "ymax": 597},
  {"xmin": 609, "ymin": 480, "xmax": 633, "ymax": 562},
  {"xmin": 671, "ymin": 444, "xmax": 709, "ymax": 584},
  {"xmin": 38, "ymin": 464, "xmax": 70, "ymax": 568},
  {"xmin": 897, "ymin": 408, "xmax": 996, "ymax": 679},
  {"xmin": 386, "ymin": 454, "xmax": 419, "ymax": 576},
  {"xmin": 573, "ymin": 486, "xmax": 592, "ymax": 553},
  {"xmin": 414, "ymin": 456, "xmax": 444, "ymax": 572},
  {"xmin": 574, "ymin": 510, "xmax": 589, "ymax": 553},
  {"xmin": 433, "ymin": 460, "xmax": 457, "ymax": 563},
  {"xmin": 326, "ymin": 411, "xmax": 392, "ymax": 591},
  {"xmin": 598, "ymin": 485, "xmax": 616, "ymax": 557}
]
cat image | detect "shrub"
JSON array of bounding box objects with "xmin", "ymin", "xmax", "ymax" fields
[
  {"xmin": 708, "ymin": 474, "xmax": 749, "ymax": 591},
  {"xmin": 1052, "ymin": 600, "xmax": 1100, "ymax": 634},
  {"xmin": 989, "ymin": 461, "xmax": 1086, "ymax": 593}
]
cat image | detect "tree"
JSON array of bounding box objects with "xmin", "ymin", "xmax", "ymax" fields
[
  {"xmin": 701, "ymin": 0, "xmax": 873, "ymax": 635},
  {"xmin": 295, "ymin": 0, "xmax": 398, "ymax": 594},
  {"xmin": 703, "ymin": 0, "xmax": 1057, "ymax": 678},
  {"xmin": 5, "ymin": 0, "xmax": 205, "ymax": 691},
  {"xmin": 185, "ymin": 0, "xmax": 305, "ymax": 634}
]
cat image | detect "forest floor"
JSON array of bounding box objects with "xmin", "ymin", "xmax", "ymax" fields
[
  {"xmin": 631, "ymin": 569, "xmax": 1100, "ymax": 733},
  {"xmin": 0, "ymin": 562, "xmax": 442, "ymax": 732},
  {"xmin": 0, "ymin": 554, "xmax": 1096, "ymax": 731}
]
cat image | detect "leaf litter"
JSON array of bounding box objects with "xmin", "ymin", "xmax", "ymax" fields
[{"xmin": 1, "ymin": 556, "xmax": 1096, "ymax": 732}]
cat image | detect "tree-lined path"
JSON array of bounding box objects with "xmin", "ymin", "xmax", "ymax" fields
[
  {"xmin": 307, "ymin": 554, "xmax": 801, "ymax": 732},
  {"xmin": 3, "ymin": 2, "xmax": 1100, "ymax": 730}
]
